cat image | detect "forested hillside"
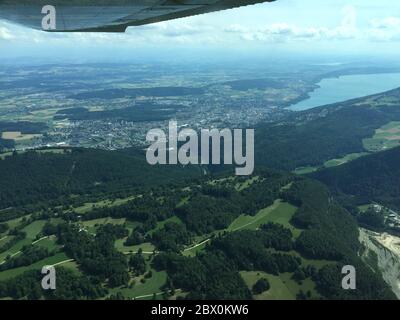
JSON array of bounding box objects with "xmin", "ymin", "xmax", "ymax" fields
[
  {"xmin": 311, "ymin": 146, "xmax": 400, "ymax": 210},
  {"xmin": 255, "ymin": 88, "xmax": 400, "ymax": 170},
  {"xmin": 0, "ymin": 148, "xmax": 202, "ymax": 212},
  {"xmin": 152, "ymin": 178, "xmax": 395, "ymax": 300},
  {"xmin": 0, "ymin": 162, "xmax": 394, "ymax": 300}
]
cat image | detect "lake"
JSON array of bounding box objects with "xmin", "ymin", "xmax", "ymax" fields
[{"xmin": 289, "ymin": 73, "xmax": 400, "ymax": 111}]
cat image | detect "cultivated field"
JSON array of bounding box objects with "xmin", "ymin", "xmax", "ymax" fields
[
  {"xmin": 363, "ymin": 122, "xmax": 400, "ymax": 152},
  {"xmin": 1, "ymin": 131, "xmax": 42, "ymax": 141}
]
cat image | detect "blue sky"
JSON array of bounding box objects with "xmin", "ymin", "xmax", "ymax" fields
[{"xmin": 1, "ymin": 0, "xmax": 400, "ymax": 61}]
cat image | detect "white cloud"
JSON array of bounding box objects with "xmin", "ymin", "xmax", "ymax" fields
[
  {"xmin": 224, "ymin": 24, "xmax": 249, "ymax": 33},
  {"xmin": 368, "ymin": 17, "xmax": 400, "ymax": 41},
  {"xmin": 370, "ymin": 17, "xmax": 400, "ymax": 29},
  {"xmin": 0, "ymin": 24, "xmax": 14, "ymax": 40},
  {"xmin": 219, "ymin": 5, "xmax": 361, "ymax": 43}
]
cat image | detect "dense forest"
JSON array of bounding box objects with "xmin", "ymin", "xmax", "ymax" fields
[
  {"xmin": 54, "ymin": 103, "xmax": 180, "ymax": 122},
  {"xmin": 311, "ymin": 146, "xmax": 400, "ymax": 209},
  {"xmin": 57, "ymin": 223, "xmax": 130, "ymax": 287},
  {"xmin": 0, "ymin": 148, "xmax": 202, "ymax": 212},
  {"xmin": 0, "ymin": 121, "xmax": 47, "ymax": 134}
]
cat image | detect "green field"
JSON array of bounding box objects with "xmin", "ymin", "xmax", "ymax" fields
[
  {"xmin": 81, "ymin": 217, "xmax": 126, "ymax": 233},
  {"xmin": 228, "ymin": 200, "xmax": 301, "ymax": 237},
  {"xmin": 23, "ymin": 220, "xmax": 46, "ymax": 239},
  {"xmin": 240, "ymin": 271, "xmax": 319, "ymax": 300},
  {"xmin": 295, "ymin": 153, "xmax": 369, "ymax": 175},
  {"xmin": 324, "ymin": 152, "xmax": 368, "ymax": 168},
  {"xmin": 0, "ymin": 252, "xmax": 69, "ymax": 281},
  {"xmin": 294, "ymin": 166, "xmax": 318, "ymax": 175},
  {"xmin": 287, "ymin": 250, "xmax": 333, "ymax": 269},
  {"xmin": 34, "ymin": 236, "xmax": 60, "ymax": 251},
  {"xmin": 363, "ymin": 121, "xmax": 400, "ymax": 152},
  {"xmin": 240, "ymin": 271, "xmax": 294, "ymax": 300},
  {"xmin": 228, "ymin": 200, "xmax": 281, "ymax": 231},
  {"xmin": 0, "ymin": 236, "xmax": 10, "ymax": 246},
  {"xmin": 115, "ymin": 241, "xmax": 155, "ymax": 254},
  {"xmin": 184, "ymin": 200, "xmax": 300, "ymax": 257},
  {"xmin": 109, "ymin": 268, "xmax": 167, "ymax": 300},
  {"xmin": 60, "ymin": 260, "xmax": 81, "ymax": 274},
  {"xmin": 0, "ymin": 238, "xmax": 32, "ymax": 262},
  {"xmin": 184, "ymin": 200, "xmax": 301, "ymax": 257},
  {"xmin": 73, "ymin": 195, "xmax": 138, "ymax": 214},
  {"xmin": 3, "ymin": 215, "xmax": 32, "ymax": 229},
  {"xmin": 358, "ymin": 204, "xmax": 373, "ymax": 213},
  {"xmin": 0, "ymin": 221, "xmax": 51, "ymax": 262}
]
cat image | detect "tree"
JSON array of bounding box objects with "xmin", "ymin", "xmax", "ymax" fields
[
  {"xmin": 252, "ymin": 278, "xmax": 270, "ymax": 295},
  {"xmin": 358, "ymin": 209, "xmax": 384, "ymax": 230},
  {"xmin": 130, "ymin": 252, "xmax": 146, "ymax": 275},
  {"xmin": 293, "ymin": 268, "xmax": 306, "ymax": 283}
]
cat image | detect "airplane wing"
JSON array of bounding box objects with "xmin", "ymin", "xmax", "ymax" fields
[{"xmin": 0, "ymin": 0, "xmax": 275, "ymax": 33}]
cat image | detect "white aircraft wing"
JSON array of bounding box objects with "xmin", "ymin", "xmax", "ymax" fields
[{"xmin": 0, "ymin": 0, "xmax": 275, "ymax": 32}]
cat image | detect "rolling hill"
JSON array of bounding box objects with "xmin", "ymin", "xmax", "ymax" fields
[{"xmin": 311, "ymin": 146, "xmax": 400, "ymax": 210}]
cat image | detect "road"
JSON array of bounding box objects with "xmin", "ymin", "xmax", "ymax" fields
[
  {"xmin": 132, "ymin": 289, "xmax": 182, "ymax": 300},
  {"xmin": 50, "ymin": 259, "xmax": 75, "ymax": 267},
  {"xmin": 183, "ymin": 238, "xmax": 211, "ymax": 252},
  {"xmin": 0, "ymin": 236, "xmax": 50, "ymax": 265}
]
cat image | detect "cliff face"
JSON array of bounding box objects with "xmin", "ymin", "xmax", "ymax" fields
[{"xmin": 359, "ymin": 228, "xmax": 400, "ymax": 299}]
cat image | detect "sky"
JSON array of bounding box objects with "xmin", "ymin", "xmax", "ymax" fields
[{"xmin": 1, "ymin": 0, "xmax": 400, "ymax": 62}]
